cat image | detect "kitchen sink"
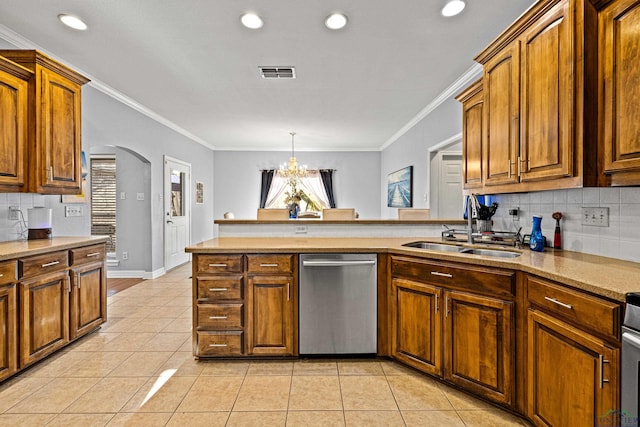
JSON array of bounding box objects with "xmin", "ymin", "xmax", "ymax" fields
[
  {"xmin": 402, "ymin": 241, "xmax": 464, "ymax": 252},
  {"xmin": 402, "ymin": 241, "xmax": 521, "ymax": 258},
  {"xmin": 459, "ymin": 248, "xmax": 521, "ymax": 258}
]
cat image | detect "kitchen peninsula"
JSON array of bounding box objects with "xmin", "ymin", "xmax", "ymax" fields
[{"xmin": 186, "ymin": 235, "xmax": 638, "ymax": 425}]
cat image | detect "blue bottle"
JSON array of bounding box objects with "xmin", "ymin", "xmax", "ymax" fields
[{"xmin": 530, "ymin": 215, "xmax": 544, "ymax": 252}]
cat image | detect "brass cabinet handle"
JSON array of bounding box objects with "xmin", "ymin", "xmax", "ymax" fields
[
  {"xmin": 431, "ymin": 271, "xmax": 452, "ymax": 278},
  {"xmin": 209, "ymin": 343, "xmax": 228, "ymax": 347},
  {"xmin": 260, "ymin": 263, "xmax": 279, "ymax": 267},
  {"xmin": 544, "ymin": 296, "xmax": 573, "ymax": 310},
  {"xmin": 208, "ymin": 263, "xmax": 228, "ymax": 267},
  {"xmin": 41, "ymin": 261, "xmax": 60, "ymax": 268},
  {"xmin": 208, "ymin": 288, "xmax": 228, "ymax": 292},
  {"xmin": 86, "ymin": 252, "xmax": 101, "ymax": 257},
  {"xmin": 208, "ymin": 316, "xmax": 228, "ymax": 320}
]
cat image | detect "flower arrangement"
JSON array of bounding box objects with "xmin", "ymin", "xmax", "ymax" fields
[{"xmin": 284, "ymin": 186, "xmax": 304, "ymax": 205}]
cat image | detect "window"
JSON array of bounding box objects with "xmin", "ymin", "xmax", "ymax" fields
[
  {"xmin": 265, "ymin": 170, "xmax": 330, "ymax": 213},
  {"xmin": 90, "ymin": 156, "xmax": 116, "ymax": 252}
]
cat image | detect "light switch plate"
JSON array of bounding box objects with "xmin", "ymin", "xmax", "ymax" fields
[
  {"xmin": 65, "ymin": 206, "xmax": 83, "ymax": 217},
  {"xmin": 582, "ymin": 207, "xmax": 609, "ymax": 227},
  {"xmin": 136, "ymin": 193, "xmax": 145, "ymax": 201}
]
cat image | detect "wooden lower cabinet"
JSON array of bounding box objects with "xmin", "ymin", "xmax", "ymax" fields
[
  {"xmin": 527, "ymin": 309, "xmax": 619, "ymax": 427},
  {"xmin": 444, "ymin": 290, "xmax": 513, "ymax": 406},
  {"xmin": 69, "ymin": 261, "xmax": 106, "ymax": 340},
  {"xmin": 247, "ymin": 275, "xmax": 294, "ymax": 355},
  {"xmin": 18, "ymin": 270, "xmax": 70, "ymax": 367},
  {"xmin": 0, "ymin": 284, "xmax": 17, "ymax": 381},
  {"xmin": 391, "ymin": 278, "xmax": 442, "ymax": 375}
]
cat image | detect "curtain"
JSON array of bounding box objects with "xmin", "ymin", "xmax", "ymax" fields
[
  {"xmin": 299, "ymin": 170, "xmax": 330, "ymax": 209},
  {"xmin": 319, "ymin": 169, "xmax": 336, "ymax": 208},
  {"xmin": 259, "ymin": 169, "xmax": 274, "ymax": 208},
  {"xmin": 265, "ymin": 175, "xmax": 289, "ymax": 207}
]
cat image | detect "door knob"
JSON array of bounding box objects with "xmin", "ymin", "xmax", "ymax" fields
[{"xmin": 166, "ymin": 220, "xmax": 174, "ymax": 224}]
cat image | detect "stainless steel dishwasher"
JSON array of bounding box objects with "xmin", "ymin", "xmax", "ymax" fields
[{"xmin": 299, "ymin": 253, "xmax": 377, "ymax": 355}]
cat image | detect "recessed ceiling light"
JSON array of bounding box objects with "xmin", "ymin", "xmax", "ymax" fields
[
  {"xmin": 441, "ymin": 0, "xmax": 466, "ymax": 17},
  {"xmin": 325, "ymin": 13, "xmax": 348, "ymax": 30},
  {"xmin": 58, "ymin": 14, "xmax": 88, "ymax": 30},
  {"xmin": 240, "ymin": 13, "xmax": 264, "ymax": 29}
]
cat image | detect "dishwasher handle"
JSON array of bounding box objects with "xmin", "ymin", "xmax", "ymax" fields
[
  {"xmin": 302, "ymin": 260, "xmax": 376, "ymax": 267},
  {"xmin": 623, "ymin": 331, "xmax": 640, "ymax": 350}
]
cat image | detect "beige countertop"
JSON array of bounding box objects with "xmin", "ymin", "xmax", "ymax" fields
[
  {"xmin": 0, "ymin": 236, "xmax": 109, "ymax": 261},
  {"xmin": 186, "ymin": 237, "xmax": 640, "ymax": 302},
  {"xmin": 214, "ymin": 219, "xmax": 467, "ymax": 225}
]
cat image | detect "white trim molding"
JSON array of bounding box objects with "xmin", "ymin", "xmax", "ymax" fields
[
  {"xmin": 428, "ymin": 133, "xmax": 463, "ymax": 153},
  {"xmin": 106, "ymin": 268, "xmax": 165, "ymax": 279}
]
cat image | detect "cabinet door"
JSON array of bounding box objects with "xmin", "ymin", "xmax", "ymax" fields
[
  {"xmin": 483, "ymin": 41, "xmax": 520, "ymax": 186},
  {"xmin": 34, "ymin": 67, "xmax": 83, "ymax": 194},
  {"xmin": 247, "ymin": 276, "xmax": 293, "ymax": 355},
  {"xmin": 19, "ymin": 271, "xmax": 70, "ymax": 367},
  {"xmin": 391, "ymin": 278, "xmax": 442, "ymax": 376},
  {"xmin": 444, "ymin": 290, "xmax": 514, "ymax": 406},
  {"xmin": 520, "ymin": 0, "xmax": 573, "ymax": 182},
  {"xmin": 69, "ymin": 261, "xmax": 106, "ymax": 340},
  {"xmin": 600, "ymin": 0, "xmax": 640, "ymax": 175},
  {"xmin": 0, "ymin": 67, "xmax": 28, "ymax": 192},
  {"xmin": 460, "ymin": 82, "xmax": 484, "ymax": 189},
  {"xmin": 527, "ymin": 309, "xmax": 619, "ymax": 427},
  {"xmin": 0, "ymin": 284, "xmax": 17, "ymax": 382}
]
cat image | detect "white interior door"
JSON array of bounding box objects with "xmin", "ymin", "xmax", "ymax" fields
[
  {"xmin": 438, "ymin": 153, "xmax": 463, "ymax": 219},
  {"xmin": 164, "ymin": 156, "xmax": 191, "ymax": 271}
]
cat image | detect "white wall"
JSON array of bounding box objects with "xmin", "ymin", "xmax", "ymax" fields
[
  {"xmin": 213, "ymin": 151, "xmax": 381, "ymax": 222},
  {"xmin": 381, "ymin": 97, "xmax": 463, "ymax": 219}
]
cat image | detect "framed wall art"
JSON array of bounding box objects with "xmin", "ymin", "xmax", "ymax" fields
[
  {"xmin": 387, "ymin": 166, "xmax": 413, "ymax": 208},
  {"xmin": 196, "ymin": 181, "xmax": 204, "ymax": 204}
]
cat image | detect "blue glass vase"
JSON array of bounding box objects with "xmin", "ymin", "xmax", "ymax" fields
[
  {"xmin": 530, "ymin": 215, "xmax": 544, "ymax": 252},
  {"xmin": 288, "ymin": 203, "xmax": 299, "ymax": 219}
]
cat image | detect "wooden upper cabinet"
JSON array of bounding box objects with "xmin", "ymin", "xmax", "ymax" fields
[
  {"xmin": 0, "ymin": 50, "xmax": 89, "ymax": 194},
  {"xmin": 600, "ymin": 0, "xmax": 640, "ymax": 184},
  {"xmin": 456, "ymin": 80, "xmax": 484, "ymax": 189},
  {"xmin": 483, "ymin": 41, "xmax": 521, "ymax": 187},
  {"xmin": 0, "ymin": 58, "xmax": 31, "ymax": 192},
  {"xmin": 520, "ymin": 0, "xmax": 574, "ymax": 182}
]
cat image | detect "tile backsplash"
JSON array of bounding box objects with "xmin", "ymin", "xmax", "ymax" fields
[
  {"xmin": 0, "ymin": 193, "xmax": 47, "ymax": 241},
  {"xmin": 489, "ymin": 187, "xmax": 640, "ymax": 263}
]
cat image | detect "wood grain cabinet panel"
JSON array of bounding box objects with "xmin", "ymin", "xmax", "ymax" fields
[
  {"xmin": 0, "ymin": 50, "xmax": 89, "ymax": 195},
  {"xmin": 19, "ymin": 270, "xmax": 70, "ymax": 367},
  {"xmin": 69, "ymin": 260, "xmax": 106, "ymax": 340},
  {"xmin": 391, "ymin": 278, "xmax": 442, "ymax": 376},
  {"xmin": 444, "ymin": 290, "xmax": 513, "ymax": 406},
  {"xmin": 456, "ymin": 80, "xmax": 484, "ymax": 189},
  {"xmin": 527, "ymin": 309, "xmax": 619, "ymax": 426},
  {"xmin": 247, "ymin": 275, "xmax": 294, "ymax": 355},
  {"xmin": 600, "ymin": 0, "xmax": 640, "ymax": 184},
  {"xmin": 0, "ymin": 59, "xmax": 30, "ymax": 192},
  {"xmin": 0, "ymin": 283, "xmax": 17, "ymax": 382}
]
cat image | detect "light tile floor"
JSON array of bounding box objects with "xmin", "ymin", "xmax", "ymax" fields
[{"xmin": 0, "ymin": 263, "xmax": 532, "ymax": 426}]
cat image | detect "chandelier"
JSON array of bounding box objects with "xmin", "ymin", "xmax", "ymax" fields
[{"xmin": 277, "ymin": 132, "xmax": 307, "ymax": 187}]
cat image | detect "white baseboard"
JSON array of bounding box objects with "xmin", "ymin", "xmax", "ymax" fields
[
  {"xmin": 106, "ymin": 270, "xmax": 146, "ymax": 279},
  {"xmin": 144, "ymin": 268, "xmax": 166, "ymax": 279}
]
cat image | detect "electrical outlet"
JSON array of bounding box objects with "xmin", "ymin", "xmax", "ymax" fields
[
  {"xmin": 295, "ymin": 226, "xmax": 308, "ymax": 234},
  {"xmin": 136, "ymin": 193, "xmax": 145, "ymax": 201},
  {"xmin": 509, "ymin": 207, "xmax": 519, "ymax": 221},
  {"xmin": 8, "ymin": 206, "xmax": 20, "ymax": 220},
  {"xmin": 582, "ymin": 207, "xmax": 609, "ymax": 227},
  {"xmin": 122, "ymin": 251, "xmax": 128, "ymax": 260},
  {"xmin": 65, "ymin": 205, "xmax": 83, "ymax": 217}
]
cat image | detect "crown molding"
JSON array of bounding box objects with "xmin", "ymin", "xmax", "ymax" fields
[
  {"xmin": 380, "ymin": 63, "xmax": 482, "ymax": 151},
  {"xmin": 0, "ymin": 24, "xmax": 215, "ymax": 151}
]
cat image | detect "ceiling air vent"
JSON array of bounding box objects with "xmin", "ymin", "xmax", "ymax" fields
[{"xmin": 259, "ymin": 66, "xmax": 296, "ymax": 79}]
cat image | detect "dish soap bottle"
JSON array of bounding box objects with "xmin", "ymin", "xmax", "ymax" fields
[{"xmin": 530, "ymin": 215, "xmax": 545, "ymax": 252}]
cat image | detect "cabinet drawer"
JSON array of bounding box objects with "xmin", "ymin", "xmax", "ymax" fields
[
  {"xmin": 0, "ymin": 260, "xmax": 17, "ymax": 286},
  {"xmin": 197, "ymin": 304, "xmax": 243, "ymax": 329},
  {"xmin": 391, "ymin": 256, "xmax": 515, "ymax": 298},
  {"xmin": 527, "ymin": 275, "xmax": 621, "ymax": 340},
  {"xmin": 197, "ymin": 331, "xmax": 243, "ymax": 356},
  {"xmin": 247, "ymin": 254, "xmax": 293, "ymax": 274},
  {"xmin": 70, "ymin": 244, "xmax": 105, "ymax": 266},
  {"xmin": 196, "ymin": 255, "xmax": 243, "ymax": 274},
  {"xmin": 18, "ymin": 251, "xmax": 69, "ymax": 279},
  {"xmin": 197, "ymin": 276, "xmax": 243, "ymax": 300}
]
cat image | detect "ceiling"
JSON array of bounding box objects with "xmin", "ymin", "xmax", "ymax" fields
[{"xmin": 0, "ymin": 1, "xmax": 535, "ymax": 151}]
